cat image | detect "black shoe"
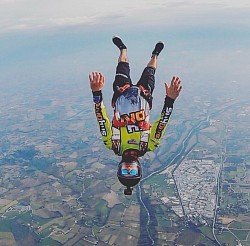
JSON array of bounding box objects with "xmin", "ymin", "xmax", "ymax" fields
[
  {"xmin": 152, "ymin": 41, "xmax": 164, "ymax": 56},
  {"xmin": 112, "ymin": 36, "xmax": 127, "ymax": 50}
]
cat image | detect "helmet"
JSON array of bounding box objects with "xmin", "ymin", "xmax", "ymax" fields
[{"xmin": 117, "ymin": 159, "xmax": 142, "ymax": 194}]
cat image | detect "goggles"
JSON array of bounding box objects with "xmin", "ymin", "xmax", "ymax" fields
[{"xmin": 121, "ymin": 168, "xmax": 138, "ymax": 176}]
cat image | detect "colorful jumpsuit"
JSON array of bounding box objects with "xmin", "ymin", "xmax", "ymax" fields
[{"xmin": 92, "ymin": 61, "xmax": 175, "ymax": 156}]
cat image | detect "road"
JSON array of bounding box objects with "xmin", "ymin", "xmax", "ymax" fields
[{"xmin": 212, "ymin": 124, "xmax": 227, "ymax": 246}]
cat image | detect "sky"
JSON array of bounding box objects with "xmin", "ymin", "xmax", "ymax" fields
[
  {"xmin": 0, "ymin": 0, "xmax": 249, "ymax": 99},
  {"xmin": 0, "ymin": 0, "xmax": 250, "ymax": 32}
]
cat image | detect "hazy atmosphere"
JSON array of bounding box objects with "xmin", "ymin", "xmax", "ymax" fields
[
  {"xmin": 1, "ymin": 0, "xmax": 250, "ymax": 93},
  {"xmin": 0, "ymin": 1, "xmax": 250, "ymax": 245}
]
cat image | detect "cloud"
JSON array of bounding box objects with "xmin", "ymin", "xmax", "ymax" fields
[
  {"xmin": 48, "ymin": 16, "xmax": 96, "ymax": 27},
  {"xmin": 0, "ymin": 0, "xmax": 249, "ymax": 33}
]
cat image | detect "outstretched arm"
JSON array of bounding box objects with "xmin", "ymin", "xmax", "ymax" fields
[
  {"xmin": 89, "ymin": 72, "xmax": 105, "ymax": 103},
  {"xmin": 148, "ymin": 76, "xmax": 182, "ymax": 151},
  {"xmin": 164, "ymin": 76, "xmax": 182, "ymax": 100},
  {"xmin": 89, "ymin": 72, "xmax": 105, "ymax": 92},
  {"xmin": 89, "ymin": 72, "xmax": 113, "ymax": 150}
]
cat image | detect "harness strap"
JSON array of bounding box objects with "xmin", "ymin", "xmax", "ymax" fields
[
  {"xmin": 138, "ymin": 85, "xmax": 153, "ymax": 109},
  {"xmin": 138, "ymin": 85, "xmax": 150, "ymax": 97},
  {"xmin": 112, "ymin": 84, "xmax": 131, "ymax": 108},
  {"xmin": 117, "ymin": 84, "xmax": 131, "ymax": 93}
]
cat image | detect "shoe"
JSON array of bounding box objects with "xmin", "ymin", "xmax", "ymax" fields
[
  {"xmin": 112, "ymin": 36, "xmax": 127, "ymax": 50},
  {"xmin": 152, "ymin": 41, "xmax": 164, "ymax": 56}
]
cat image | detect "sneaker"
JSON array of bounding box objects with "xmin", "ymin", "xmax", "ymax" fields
[
  {"xmin": 152, "ymin": 41, "xmax": 164, "ymax": 56},
  {"xmin": 112, "ymin": 36, "xmax": 127, "ymax": 50}
]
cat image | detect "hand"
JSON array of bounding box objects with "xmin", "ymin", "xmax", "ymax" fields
[
  {"xmin": 89, "ymin": 72, "xmax": 105, "ymax": 92},
  {"xmin": 164, "ymin": 76, "xmax": 182, "ymax": 100}
]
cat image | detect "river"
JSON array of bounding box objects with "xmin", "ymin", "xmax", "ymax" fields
[{"xmin": 137, "ymin": 117, "xmax": 210, "ymax": 245}]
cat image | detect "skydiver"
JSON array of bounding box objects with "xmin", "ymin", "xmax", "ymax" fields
[{"xmin": 89, "ymin": 36, "xmax": 182, "ymax": 195}]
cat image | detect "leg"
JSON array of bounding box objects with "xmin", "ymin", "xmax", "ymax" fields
[
  {"xmin": 118, "ymin": 48, "xmax": 129, "ymax": 63},
  {"xmin": 112, "ymin": 37, "xmax": 132, "ymax": 107},
  {"xmin": 138, "ymin": 54, "xmax": 158, "ymax": 92},
  {"xmin": 113, "ymin": 36, "xmax": 128, "ymax": 63},
  {"xmin": 147, "ymin": 41, "xmax": 164, "ymax": 69},
  {"xmin": 136, "ymin": 63, "xmax": 156, "ymax": 109},
  {"xmin": 136, "ymin": 41, "xmax": 164, "ymax": 108},
  {"xmin": 147, "ymin": 55, "xmax": 157, "ymax": 70}
]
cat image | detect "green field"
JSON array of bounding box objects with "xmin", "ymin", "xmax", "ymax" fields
[
  {"xmin": 37, "ymin": 237, "xmax": 61, "ymax": 246},
  {"xmin": 216, "ymin": 231, "xmax": 238, "ymax": 246},
  {"xmin": 146, "ymin": 174, "xmax": 167, "ymax": 186},
  {"xmin": 145, "ymin": 174, "xmax": 177, "ymax": 197},
  {"xmin": 95, "ymin": 199, "xmax": 110, "ymax": 225},
  {"xmin": 0, "ymin": 220, "xmax": 12, "ymax": 232},
  {"xmin": 175, "ymin": 229, "xmax": 201, "ymax": 245},
  {"xmin": 0, "ymin": 232, "xmax": 16, "ymax": 246},
  {"xmin": 199, "ymin": 225, "xmax": 214, "ymax": 238},
  {"xmin": 229, "ymin": 221, "xmax": 250, "ymax": 230},
  {"xmin": 230, "ymin": 229, "xmax": 249, "ymax": 241}
]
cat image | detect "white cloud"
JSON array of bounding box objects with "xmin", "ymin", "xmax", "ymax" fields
[
  {"xmin": 48, "ymin": 16, "xmax": 95, "ymax": 27},
  {"xmin": 0, "ymin": 0, "xmax": 249, "ymax": 33}
]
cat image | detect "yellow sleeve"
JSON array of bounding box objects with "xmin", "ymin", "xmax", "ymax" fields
[
  {"xmin": 148, "ymin": 96, "xmax": 174, "ymax": 151},
  {"xmin": 94, "ymin": 101, "xmax": 113, "ymax": 150}
]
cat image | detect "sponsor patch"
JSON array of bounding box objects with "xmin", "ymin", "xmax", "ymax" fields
[{"xmin": 127, "ymin": 139, "xmax": 139, "ymax": 145}]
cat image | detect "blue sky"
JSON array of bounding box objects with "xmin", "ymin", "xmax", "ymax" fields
[{"xmin": 0, "ymin": 0, "xmax": 249, "ymax": 97}]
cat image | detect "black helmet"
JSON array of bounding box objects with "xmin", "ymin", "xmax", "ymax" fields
[{"xmin": 117, "ymin": 159, "xmax": 142, "ymax": 195}]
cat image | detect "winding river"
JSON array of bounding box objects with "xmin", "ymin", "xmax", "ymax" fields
[{"xmin": 138, "ymin": 117, "xmax": 209, "ymax": 245}]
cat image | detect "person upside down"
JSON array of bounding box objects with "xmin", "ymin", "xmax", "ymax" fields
[{"xmin": 89, "ymin": 36, "xmax": 182, "ymax": 195}]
